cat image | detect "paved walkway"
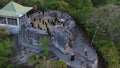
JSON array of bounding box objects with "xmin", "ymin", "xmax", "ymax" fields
[
  {"xmin": 73, "ymin": 27, "xmax": 97, "ymax": 62},
  {"xmin": 49, "ymin": 46, "xmax": 83, "ymax": 68},
  {"xmin": 18, "ymin": 27, "xmax": 98, "ymax": 68},
  {"xmin": 49, "ymin": 27, "xmax": 97, "ymax": 68}
]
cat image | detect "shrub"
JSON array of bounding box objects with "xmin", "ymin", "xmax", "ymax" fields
[
  {"xmin": 0, "ymin": 28, "xmax": 15, "ymax": 68},
  {"xmin": 39, "ymin": 36, "xmax": 50, "ymax": 59}
]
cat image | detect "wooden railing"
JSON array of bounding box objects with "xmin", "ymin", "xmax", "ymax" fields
[{"xmin": 0, "ymin": 19, "xmax": 6, "ymax": 24}]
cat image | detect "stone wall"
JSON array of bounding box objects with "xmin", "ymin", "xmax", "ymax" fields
[{"xmin": 44, "ymin": 10, "xmax": 77, "ymax": 54}]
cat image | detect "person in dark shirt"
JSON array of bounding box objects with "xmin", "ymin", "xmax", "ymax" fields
[
  {"xmin": 55, "ymin": 16, "xmax": 58, "ymax": 23},
  {"xmin": 70, "ymin": 53, "xmax": 75, "ymax": 61},
  {"xmin": 84, "ymin": 48, "xmax": 88, "ymax": 57},
  {"xmin": 30, "ymin": 22, "xmax": 34, "ymax": 28},
  {"xmin": 42, "ymin": 20, "xmax": 44, "ymax": 25}
]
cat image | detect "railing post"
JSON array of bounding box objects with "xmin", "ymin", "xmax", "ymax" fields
[
  {"xmin": 17, "ymin": 18, "xmax": 20, "ymax": 26},
  {"xmin": 6, "ymin": 17, "xmax": 8, "ymax": 25}
]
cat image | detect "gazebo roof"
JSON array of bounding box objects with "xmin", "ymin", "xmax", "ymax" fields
[{"xmin": 0, "ymin": 1, "xmax": 33, "ymax": 18}]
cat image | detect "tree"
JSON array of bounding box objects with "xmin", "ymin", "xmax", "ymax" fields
[
  {"xmin": 86, "ymin": 5, "xmax": 120, "ymax": 68},
  {"xmin": 0, "ymin": 28, "xmax": 15, "ymax": 68},
  {"xmin": 86, "ymin": 5, "xmax": 120, "ymax": 41},
  {"xmin": 58, "ymin": 0, "xmax": 69, "ymax": 11}
]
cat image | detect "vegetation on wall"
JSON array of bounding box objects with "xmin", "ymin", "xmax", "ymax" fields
[{"xmin": 39, "ymin": 36, "xmax": 50, "ymax": 59}]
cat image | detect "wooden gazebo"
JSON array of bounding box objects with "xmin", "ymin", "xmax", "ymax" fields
[{"xmin": 0, "ymin": 1, "xmax": 33, "ymax": 27}]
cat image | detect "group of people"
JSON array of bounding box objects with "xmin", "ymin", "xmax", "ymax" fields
[
  {"xmin": 30, "ymin": 10, "xmax": 68, "ymax": 33},
  {"xmin": 65, "ymin": 38, "xmax": 75, "ymax": 61},
  {"xmin": 46, "ymin": 15, "xmax": 66, "ymax": 27},
  {"xmin": 65, "ymin": 38, "xmax": 88, "ymax": 66}
]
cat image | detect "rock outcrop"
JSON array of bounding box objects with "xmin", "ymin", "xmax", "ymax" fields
[{"xmin": 16, "ymin": 10, "xmax": 98, "ymax": 68}]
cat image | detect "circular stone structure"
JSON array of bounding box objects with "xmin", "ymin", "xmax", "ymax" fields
[{"xmin": 17, "ymin": 10, "xmax": 98, "ymax": 68}]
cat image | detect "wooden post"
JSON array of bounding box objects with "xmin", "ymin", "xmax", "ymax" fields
[
  {"xmin": 17, "ymin": 18, "xmax": 20, "ymax": 26},
  {"xmin": 6, "ymin": 17, "xmax": 8, "ymax": 25},
  {"xmin": 25, "ymin": 14, "xmax": 27, "ymax": 20}
]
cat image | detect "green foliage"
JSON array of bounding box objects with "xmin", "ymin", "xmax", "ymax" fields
[
  {"xmin": 92, "ymin": 0, "xmax": 109, "ymax": 6},
  {"xmin": 65, "ymin": 0, "xmax": 93, "ymax": 9},
  {"xmin": 86, "ymin": 5, "xmax": 120, "ymax": 67},
  {"xmin": 0, "ymin": 0, "xmax": 9, "ymax": 8},
  {"xmin": 29, "ymin": 54, "xmax": 42, "ymax": 65},
  {"xmin": 39, "ymin": 37, "xmax": 50, "ymax": 48},
  {"xmin": 0, "ymin": 28, "xmax": 15, "ymax": 68},
  {"xmin": 58, "ymin": 0, "xmax": 69, "ymax": 12},
  {"xmin": 29, "ymin": 54, "xmax": 35, "ymax": 62},
  {"xmin": 94, "ymin": 38, "xmax": 119, "ymax": 67},
  {"xmin": 86, "ymin": 4, "xmax": 120, "ymax": 52},
  {"xmin": 64, "ymin": 0, "xmax": 94, "ymax": 23},
  {"xmin": 37, "ymin": 0, "xmax": 59, "ymax": 10},
  {"xmin": 35, "ymin": 60, "xmax": 67, "ymax": 68},
  {"xmin": 92, "ymin": 0, "xmax": 120, "ymax": 6},
  {"xmin": 0, "ymin": 27, "xmax": 7, "ymax": 38},
  {"xmin": 39, "ymin": 36, "xmax": 50, "ymax": 59},
  {"xmin": 108, "ymin": 64, "xmax": 120, "ymax": 68},
  {"xmin": 6, "ymin": 64, "xmax": 14, "ymax": 68},
  {"xmin": 35, "ymin": 55, "xmax": 40, "ymax": 64},
  {"xmin": 54, "ymin": 60, "xmax": 67, "ymax": 68}
]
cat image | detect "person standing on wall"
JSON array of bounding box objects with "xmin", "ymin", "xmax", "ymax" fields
[{"xmin": 84, "ymin": 48, "xmax": 88, "ymax": 57}]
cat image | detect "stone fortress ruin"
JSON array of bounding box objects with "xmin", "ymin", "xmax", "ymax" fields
[{"xmin": 17, "ymin": 10, "xmax": 98, "ymax": 68}]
